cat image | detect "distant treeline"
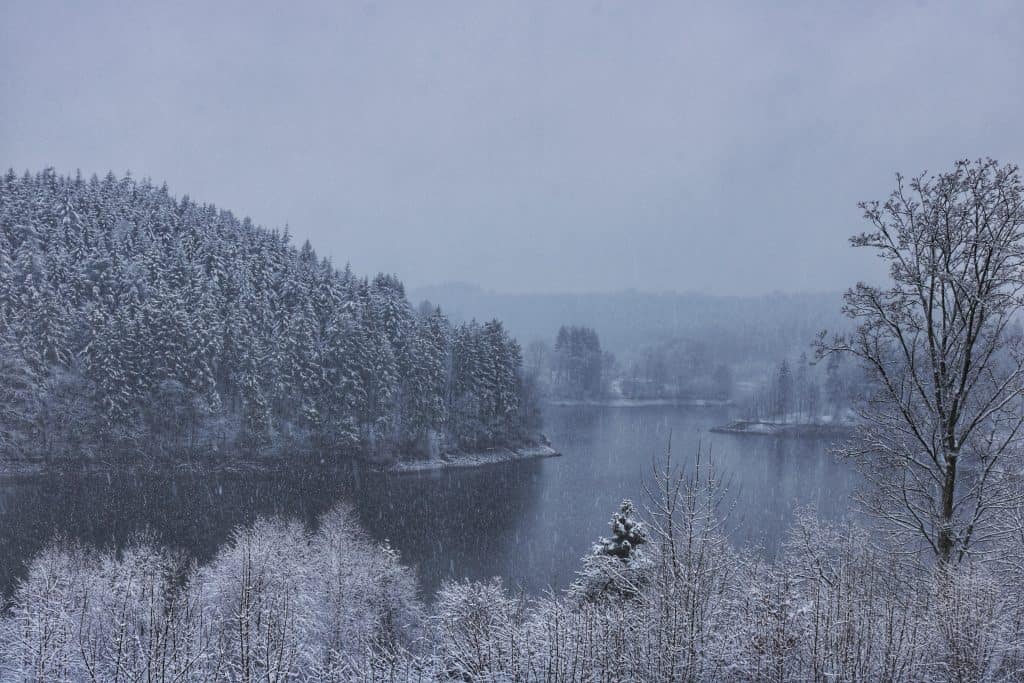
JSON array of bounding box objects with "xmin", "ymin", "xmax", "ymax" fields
[
  {"xmin": 419, "ymin": 284, "xmax": 851, "ymax": 406},
  {"xmin": 0, "ymin": 169, "xmax": 537, "ymax": 462},
  {"xmin": 527, "ymin": 326, "xmax": 734, "ymax": 402},
  {"xmin": 411, "ymin": 282, "xmax": 847, "ymax": 366},
  {"xmin": 550, "ymin": 325, "xmax": 607, "ymax": 400}
]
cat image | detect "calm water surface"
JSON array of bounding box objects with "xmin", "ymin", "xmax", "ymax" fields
[{"xmin": 0, "ymin": 404, "xmax": 859, "ymax": 597}]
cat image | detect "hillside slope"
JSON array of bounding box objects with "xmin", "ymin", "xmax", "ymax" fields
[{"xmin": 0, "ymin": 170, "xmax": 534, "ymax": 463}]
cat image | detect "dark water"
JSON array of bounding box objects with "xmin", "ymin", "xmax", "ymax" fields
[{"xmin": 0, "ymin": 405, "xmax": 859, "ymax": 598}]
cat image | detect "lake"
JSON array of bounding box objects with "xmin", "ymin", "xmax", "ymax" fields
[{"xmin": 0, "ymin": 404, "xmax": 860, "ymax": 598}]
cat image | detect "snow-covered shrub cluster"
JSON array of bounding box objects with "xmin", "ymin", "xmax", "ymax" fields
[
  {"xmin": 0, "ymin": 170, "xmax": 535, "ymax": 461},
  {"xmin": 5, "ymin": 468, "xmax": 1023, "ymax": 681},
  {"xmin": 0, "ymin": 504, "xmax": 423, "ymax": 681}
]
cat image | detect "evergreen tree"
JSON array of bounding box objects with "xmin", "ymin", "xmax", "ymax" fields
[
  {"xmin": 552, "ymin": 325, "xmax": 604, "ymax": 399},
  {"xmin": 596, "ymin": 499, "xmax": 647, "ymax": 562},
  {"xmin": 0, "ymin": 338, "xmax": 37, "ymax": 452},
  {"xmin": 773, "ymin": 359, "xmax": 793, "ymax": 421},
  {"xmin": 574, "ymin": 498, "xmax": 649, "ymax": 603}
]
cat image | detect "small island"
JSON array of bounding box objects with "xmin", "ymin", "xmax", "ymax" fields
[{"xmin": 710, "ymin": 354, "xmax": 860, "ymax": 438}]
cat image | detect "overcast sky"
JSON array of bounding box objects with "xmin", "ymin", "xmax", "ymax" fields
[{"xmin": 3, "ymin": 1, "xmax": 1023, "ymax": 295}]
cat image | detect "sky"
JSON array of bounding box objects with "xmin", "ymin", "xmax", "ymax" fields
[{"xmin": 3, "ymin": 1, "xmax": 1024, "ymax": 296}]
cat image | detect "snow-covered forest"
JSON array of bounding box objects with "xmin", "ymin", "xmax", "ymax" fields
[{"xmin": 0, "ymin": 170, "xmax": 537, "ymax": 463}]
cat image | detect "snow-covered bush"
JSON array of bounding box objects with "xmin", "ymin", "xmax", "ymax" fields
[
  {"xmin": 431, "ymin": 578, "xmax": 524, "ymax": 679},
  {"xmin": 192, "ymin": 518, "xmax": 323, "ymax": 680},
  {"xmin": 0, "ymin": 542, "xmax": 93, "ymax": 681},
  {"xmin": 0, "ymin": 504, "xmax": 423, "ymax": 682},
  {"xmin": 309, "ymin": 504, "xmax": 424, "ymax": 676},
  {"xmin": 0, "ymin": 540, "xmax": 209, "ymax": 683}
]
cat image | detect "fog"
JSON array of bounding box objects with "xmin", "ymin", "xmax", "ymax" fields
[{"xmin": 3, "ymin": 0, "xmax": 1024, "ymax": 295}]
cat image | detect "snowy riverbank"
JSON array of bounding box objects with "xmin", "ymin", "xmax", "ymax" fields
[
  {"xmin": 383, "ymin": 444, "xmax": 561, "ymax": 473},
  {"xmin": 709, "ymin": 420, "xmax": 855, "ymax": 438},
  {"xmin": 548, "ymin": 398, "xmax": 732, "ymax": 408},
  {"xmin": 0, "ymin": 443, "xmax": 563, "ymax": 480}
]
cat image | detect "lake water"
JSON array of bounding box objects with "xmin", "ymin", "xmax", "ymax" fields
[{"xmin": 0, "ymin": 404, "xmax": 860, "ymax": 598}]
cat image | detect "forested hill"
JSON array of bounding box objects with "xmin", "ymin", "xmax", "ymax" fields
[{"xmin": 0, "ymin": 169, "xmax": 535, "ymax": 462}]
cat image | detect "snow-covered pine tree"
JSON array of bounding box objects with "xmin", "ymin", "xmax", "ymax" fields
[
  {"xmin": 573, "ymin": 498, "xmax": 650, "ymax": 602},
  {"xmin": 596, "ymin": 499, "xmax": 647, "ymax": 562},
  {"xmin": 400, "ymin": 306, "xmax": 450, "ymax": 455}
]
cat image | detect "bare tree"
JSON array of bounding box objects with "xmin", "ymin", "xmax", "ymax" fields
[{"xmin": 818, "ymin": 158, "xmax": 1024, "ymax": 564}]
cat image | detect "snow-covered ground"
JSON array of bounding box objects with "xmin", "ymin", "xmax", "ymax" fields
[
  {"xmin": 709, "ymin": 419, "xmax": 855, "ymax": 438},
  {"xmin": 548, "ymin": 398, "xmax": 733, "ymax": 408},
  {"xmin": 385, "ymin": 444, "xmax": 560, "ymax": 473}
]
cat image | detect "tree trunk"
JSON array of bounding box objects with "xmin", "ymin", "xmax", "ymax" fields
[{"xmin": 937, "ymin": 452, "xmax": 957, "ymax": 563}]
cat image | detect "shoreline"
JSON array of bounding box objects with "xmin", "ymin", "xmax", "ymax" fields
[
  {"xmin": 548, "ymin": 398, "xmax": 733, "ymax": 408},
  {"xmin": 381, "ymin": 444, "xmax": 561, "ymax": 474},
  {"xmin": 0, "ymin": 441, "xmax": 560, "ymax": 481},
  {"xmin": 709, "ymin": 420, "xmax": 855, "ymax": 438}
]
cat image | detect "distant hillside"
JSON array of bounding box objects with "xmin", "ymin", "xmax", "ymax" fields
[{"xmin": 411, "ymin": 283, "xmax": 846, "ymax": 366}]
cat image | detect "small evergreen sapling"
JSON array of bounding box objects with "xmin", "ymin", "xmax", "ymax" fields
[
  {"xmin": 596, "ymin": 498, "xmax": 647, "ymax": 564},
  {"xmin": 574, "ymin": 498, "xmax": 649, "ymax": 602}
]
